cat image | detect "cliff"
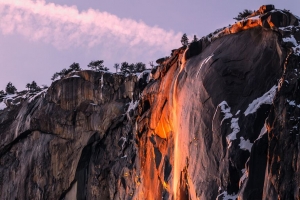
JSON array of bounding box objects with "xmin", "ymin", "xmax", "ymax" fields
[{"xmin": 1, "ymin": 5, "xmax": 300, "ymax": 200}]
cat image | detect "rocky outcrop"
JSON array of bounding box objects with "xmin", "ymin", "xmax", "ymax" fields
[
  {"xmin": 0, "ymin": 71, "xmax": 148, "ymax": 199},
  {"xmin": 1, "ymin": 5, "xmax": 300, "ymax": 200}
]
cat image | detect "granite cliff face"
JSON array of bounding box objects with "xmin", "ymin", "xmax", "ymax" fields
[{"xmin": 1, "ymin": 5, "xmax": 300, "ymax": 200}]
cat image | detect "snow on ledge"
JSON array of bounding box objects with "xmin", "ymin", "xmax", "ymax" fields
[
  {"xmin": 255, "ymin": 123, "xmax": 267, "ymax": 141},
  {"xmin": 283, "ymin": 35, "xmax": 298, "ymax": 46},
  {"xmin": 126, "ymin": 100, "xmax": 139, "ymax": 113},
  {"xmin": 215, "ymin": 101, "xmax": 240, "ymax": 148},
  {"xmin": 28, "ymin": 89, "xmax": 48, "ymax": 103},
  {"xmin": 239, "ymin": 137, "xmax": 253, "ymax": 152},
  {"xmin": 68, "ymin": 75, "xmax": 81, "ymax": 78},
  {"xmin": 0, "ymin": 101, "xmax": 7, "ymax": 110},
  {"xmin": 239, "ymin": 168, "xmax": 248, "ymax": 187},
  {"xmin": 216, "ymin": 191, "xmax": 238, "ymax": 200},
  {"xmin": 218, "ymin": 101, "xmax": 233, "ymax": 124},
  {"xmin": 226, "ymin": 117, "xmax": 240, "ymax": 148},
  {"xmin": 244, "ymin": 85, "xmax": 277, "ymax": 116}
]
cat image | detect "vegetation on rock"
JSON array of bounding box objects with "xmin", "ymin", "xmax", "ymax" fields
[
  {"xmin": 5, "ymin": 82, "xmax": 17, "ymax": 94},
  {"xmin": 51, "ymin": 62, "xmax": 82, "ymax": 80},
  {"xmin": 181, "ymin": 33, "xmax": 189, "ymax": 46},
  {"xmin": 26, "ymin": 81, "xmax": 41, "ymax": 92},
  {"xmin": 233, "ymin": 9, "xmax": 253, "ymax": 20},
  {"xmin": 88, "ymin": 60, "xmax": 109, "ymax": 71}
]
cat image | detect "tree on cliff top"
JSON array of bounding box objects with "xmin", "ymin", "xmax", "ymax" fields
[
  {"xmin": 69, "ymin": 62, "xmax": 81, "ymax": 71},
  {"xmin": 5, "ymin": 82, "xmax": 17, "ymax": 94},
  {"xmin": 233, "ymin": 9, "xmax": 253, "ymax": 20},
  {"xmin": 181, "ymin": 33, "xmax": 189, "ymax": 46},
  {"xmin": 134, "ymin": 62, "xmax": 146, "ymax": 72},
  {"xmin": 51, "ymin": 62, "xmax": 82, "ymax": 81},
  {"xmin": 26, "ymin": 81, "xmax": 41, "ymax": 92},
  {"xmin": 88, "ymin": 60, "xmax": 109, "ymax": 71},
  {"xmin": 192, "ymin": 35, "xmax": 198, "ymax": 42},
  {"xmin": 113, "ymin": 63, "xmax": 120, "ymax": 73}
]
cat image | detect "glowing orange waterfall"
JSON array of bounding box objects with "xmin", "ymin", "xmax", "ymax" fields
[{"xmin": 172, "ymin": 51, "xmax": 187, "ymax": 199}]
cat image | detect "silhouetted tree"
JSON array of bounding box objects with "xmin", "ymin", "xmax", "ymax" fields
[
  {"xmin": 5, "ymin": 82, "xmax": 17, "ymax": 94},
  {"xmin": 0, "ymin": 90, "xmax": 4, "ymax": 95},
  {"xmin": 192, "ymin": 35, "xmax": 198, "ymax": 42},
  {"xmin": 88, "ymin": 60, "xmax": 105, "ymax": 71},
  {"xmin": 26, "ymin": 83, "xmax": 31, "ymax": 91},
  {"xmin": 51, "ymin": 62, "xmax": 81, "ymax": 80},
  {"xmin": 233, "ymin": 9, "xmax": 253, "ymax": 20},
  {"xmin": 51, "ymin": 73, "xmax": 59, "ymax": 81},
  {"xmin": 134, "ymin": 62, "xmax": 146, "ymax": 72},
  {"xmin": 113, "ymin": 63, "xmax": 120, "ymax": 73},
  {"xmin": 69, "ymin": 62, "xmax": 81, "ymax": 71},
  {"xmin": 41, "ymin": 85, "xmax": 48, "ymax": 89},
  {"xmin": 120, "ymin": 61, "xmax": 147, "ymax": 74},
  {"xmin": 120, "ymin": 62, "xmax": 130, "ymax": 74},
  {"xmin": 149, "ymin": 61, "xmax": 155, "ymax": 69},
  {"xmin": 128, "ymin": 63, "xmax": 135, "ymax": 73},
  {"xmin": 26, "ymin": 81, "xmax": 40, "ymax": 92},
  {"xmin": 181, "ymin": 33, "xmax": 189, "ymax": 46}
]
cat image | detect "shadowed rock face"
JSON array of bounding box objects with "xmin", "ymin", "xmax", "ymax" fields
[
  {"xmin": 1, "ymin": 5, "xmax": 300, "ymax": 200},
  {"xmin": 0, "ymin": 71, "xmax": 145, "ymax": 200}
]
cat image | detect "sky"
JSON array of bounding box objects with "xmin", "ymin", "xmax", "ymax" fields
[{"xmin": 0, "ymin": 0, "xmax": 299, "ymax": 91}]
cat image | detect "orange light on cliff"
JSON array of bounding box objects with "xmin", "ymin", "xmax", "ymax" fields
[{"xmin": 154, "ymin": 113, "xmax": 172, "ymax": 138}]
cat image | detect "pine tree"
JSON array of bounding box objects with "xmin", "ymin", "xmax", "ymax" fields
[
  {"xmin": 192, "ymin": 35, "xmax": 198, "ymax": 42},
  {"xmin": 26, "ymin": 83, "xmax": 31, "ymax": 91},
  {"xmin": 149, "ymin": 61, "xmax": 155, "ymax": 69},
  {"xmin": 233, "ymin": 9, "xmax": 253, "ymax": 20},
  {"xmin": 5, "ymin": 82, "xmax": 17, "ymax": 94},
  {"xmin": 134, "ymin": 62, "xmax": 146, "ymax": 72},
  {"xmin": 88, "ymin": 60, "xmax": 105, "ymax": 72},
  {"xmin": 120, "ymin": 62, "xmax": 128, "ymax": 74},
  {"xmin": 113, "ymin": 63, "xmax": 120, "ymax": 73},
  {"xmin": 181, "ymin": 33, "xmax": 189, "ymax": 46},
  {"xmin": 69, "ymin": 62, "xmax": 81, "ymax": 71}
]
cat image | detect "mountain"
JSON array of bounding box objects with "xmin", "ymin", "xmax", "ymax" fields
[{"xmin": 1, "ymin": 4, "xmax": 300, "ymax": 200}]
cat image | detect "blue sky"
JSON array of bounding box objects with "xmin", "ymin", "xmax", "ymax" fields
[{"xmin": 0, "ymin": 0, "xmax": 299, "ymax": 91}]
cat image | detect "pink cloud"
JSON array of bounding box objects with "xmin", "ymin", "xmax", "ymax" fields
[{"xmin": 0, "ymin": 0, "xmax": 182, "ymax": 54}]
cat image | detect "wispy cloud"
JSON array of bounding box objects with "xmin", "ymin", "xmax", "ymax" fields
[{"xmin": 0, "ymin": 0, "xmax": 182, "ymax": 54}]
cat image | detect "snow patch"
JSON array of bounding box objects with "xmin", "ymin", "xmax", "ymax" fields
[
  {"xmin": 0, "ymin": 101, "xmax": 7, "ymax": 110},
  {"xmin": 226, "ymin": 118, "xmax": 240, "ymax": 147},
  {"xmin": 100, "ymin": 74, "xmax": 104, "ymax": 89},
  {"xmin": 293, "ymin": 125, "xmax": 298, "ymax": 130},
  {"xmin": 287, "ymin": 99, "xmax": 296, "ymax": 106},
  {"xmin": 68, "ymin": 75, "xmax": 80, "ymax": 78},
  {"xmin": 244, "ymin": 85, "xmax": 277, "ymax": 116},
  {"xmin": 119, "ymin": 136, "xmax": 127, "ymax": 150},
  {"xmin": 247, "ymin": 15, "xmax": 260, "ymax": 20},
  {"xmin": 137, "ymin": 70, "xmax": 151, "ymax": 83},
  {"xmin": 218, "ymin": 101, "xmax": 233, "ymax": 124},
  {"xmin": 239, "ymin": 168, "xmax": 248, "ymax": 187},
  {"xmin": 214, "ymin": 101, "xmax": 240, "ymax": 147},
  {"xmin": 256, "ymin": 123, "xmax": 267, "ymax": 141},
  {"xmin": 28, "ymin": 89, "xmax": 47, "ymax": 103},
  {"xmin": 216, "ymin": 191, "xmax": 237, "ymax": 200},
  {"xmin": 239, "ymin": 137, "xmax": 253, "ymax": 152},
  {"xmin": 283, "ymin": 35, "xmax": 298, "ymax": 46},
  {"xmin": 126, "ymin": 100, "xmax": 139, "ymax": 113}
]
